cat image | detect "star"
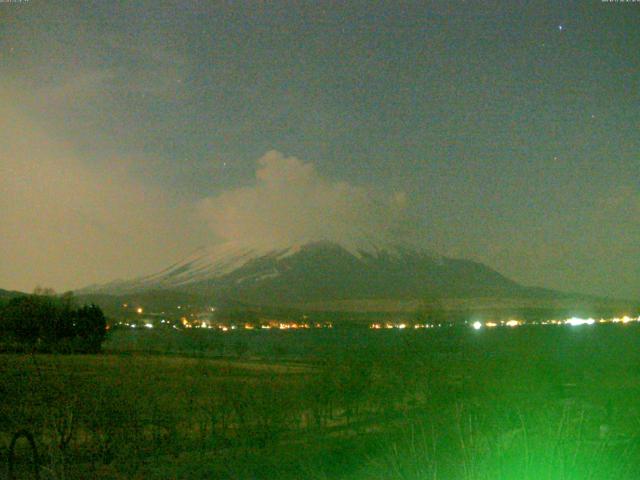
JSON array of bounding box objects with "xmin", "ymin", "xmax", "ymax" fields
[{"xmin": 558, "ymin": 25, "xmax": 564, "ymax": 31}]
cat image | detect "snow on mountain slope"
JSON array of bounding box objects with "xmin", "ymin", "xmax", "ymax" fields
[
  {"xmin": 78, "ymin": 237, "xmax": 542, "ymax": 306},
  {"xmin": 81, "ymin": 239, "xmax": 439, "ymax": 295}
]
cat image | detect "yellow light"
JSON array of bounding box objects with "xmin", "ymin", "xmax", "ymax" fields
[
  {"xmin": 136, "ymin": 307, "xmax": 143, "ymax": 314},
  {"xmin": 485, "ymin": 322, "xmax": 497, "ymax": 328},
  {"xmin": 505, "ymin": 320, "xmax": 520, "ymax": 327}
]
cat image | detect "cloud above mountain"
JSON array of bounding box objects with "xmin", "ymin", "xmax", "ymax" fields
[{"xmin": 198, "ymin": 150, "xmax": 413, "ymax": 249}]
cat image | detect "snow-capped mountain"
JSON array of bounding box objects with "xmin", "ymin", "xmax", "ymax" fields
[{"xmin": 80, "ymin": 240, "xmax": 533, "ymax": 304}]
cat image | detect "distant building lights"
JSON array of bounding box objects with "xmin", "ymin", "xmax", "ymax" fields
[
  {"xmin": 565, "ymin": 317, "xmax": 595, "ymax": 326},
  {"xmin": 472, "ymin": 321, "xmax": 482, "ymax": 330}
]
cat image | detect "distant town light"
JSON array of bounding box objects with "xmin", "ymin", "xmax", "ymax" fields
[
  {"xmin": 565, "ymin": 317, "xmax": 595, "ymax": 326},
  {"xmin": 136, "ymin": 307, "xmax": 143, "ymax": 314},
  {"xmin": 472, "ymin": 321, "xmax": 482, "ymax": 330}
]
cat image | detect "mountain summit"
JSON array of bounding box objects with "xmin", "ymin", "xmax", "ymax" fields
[{"xmin": 80, "ymin": 240, "xmax": 534, "ymax": 305}]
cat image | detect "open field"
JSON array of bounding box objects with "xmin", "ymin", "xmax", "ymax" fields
[{"xmin": 3, "ymin": 324, "xmax": 640, "ymax": 479}]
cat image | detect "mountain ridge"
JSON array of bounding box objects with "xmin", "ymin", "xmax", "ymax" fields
[{"xmin": 79, "ymin": 240, "xmax": 545, "ymax": 304}]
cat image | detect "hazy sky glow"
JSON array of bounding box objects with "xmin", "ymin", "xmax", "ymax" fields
[{"xmin": 0, "ymin": 1, "xmax": 638, "ymax": 298}]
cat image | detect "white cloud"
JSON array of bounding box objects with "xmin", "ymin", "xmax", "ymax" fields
[
  {"xmin": 0, "ymin": 86, "xmax": 203, "ymax": 292},
  {"xmin": 197, "ymin": 150, "xmax": 412, "ymax": 249}
]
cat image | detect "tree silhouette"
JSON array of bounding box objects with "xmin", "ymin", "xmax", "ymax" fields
[
  {"xmin": 74, "ymin": 304, "xmax": 107, "ymax": 352},
  {"xmin": 0, "ymin": 293, "xmax": 107, "ymax": 352}
]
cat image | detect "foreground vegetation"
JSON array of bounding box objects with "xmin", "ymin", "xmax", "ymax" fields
[
  {"xmin": 3, "ymin": 325, "xmax": 640, "ymax": 478},
  {"xmin": 0, "ymin": 291, "xmax": 106, "ymax": 353}
]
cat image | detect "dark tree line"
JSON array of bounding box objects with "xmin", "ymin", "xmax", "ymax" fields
[{"xmin": 0, "ymin": 291, "xmax": 107, "ymax": 353}]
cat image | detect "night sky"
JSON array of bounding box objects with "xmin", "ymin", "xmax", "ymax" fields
[{"xmin": 1, "ymin": 1, "xmax": 638, "ymax": 298}]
